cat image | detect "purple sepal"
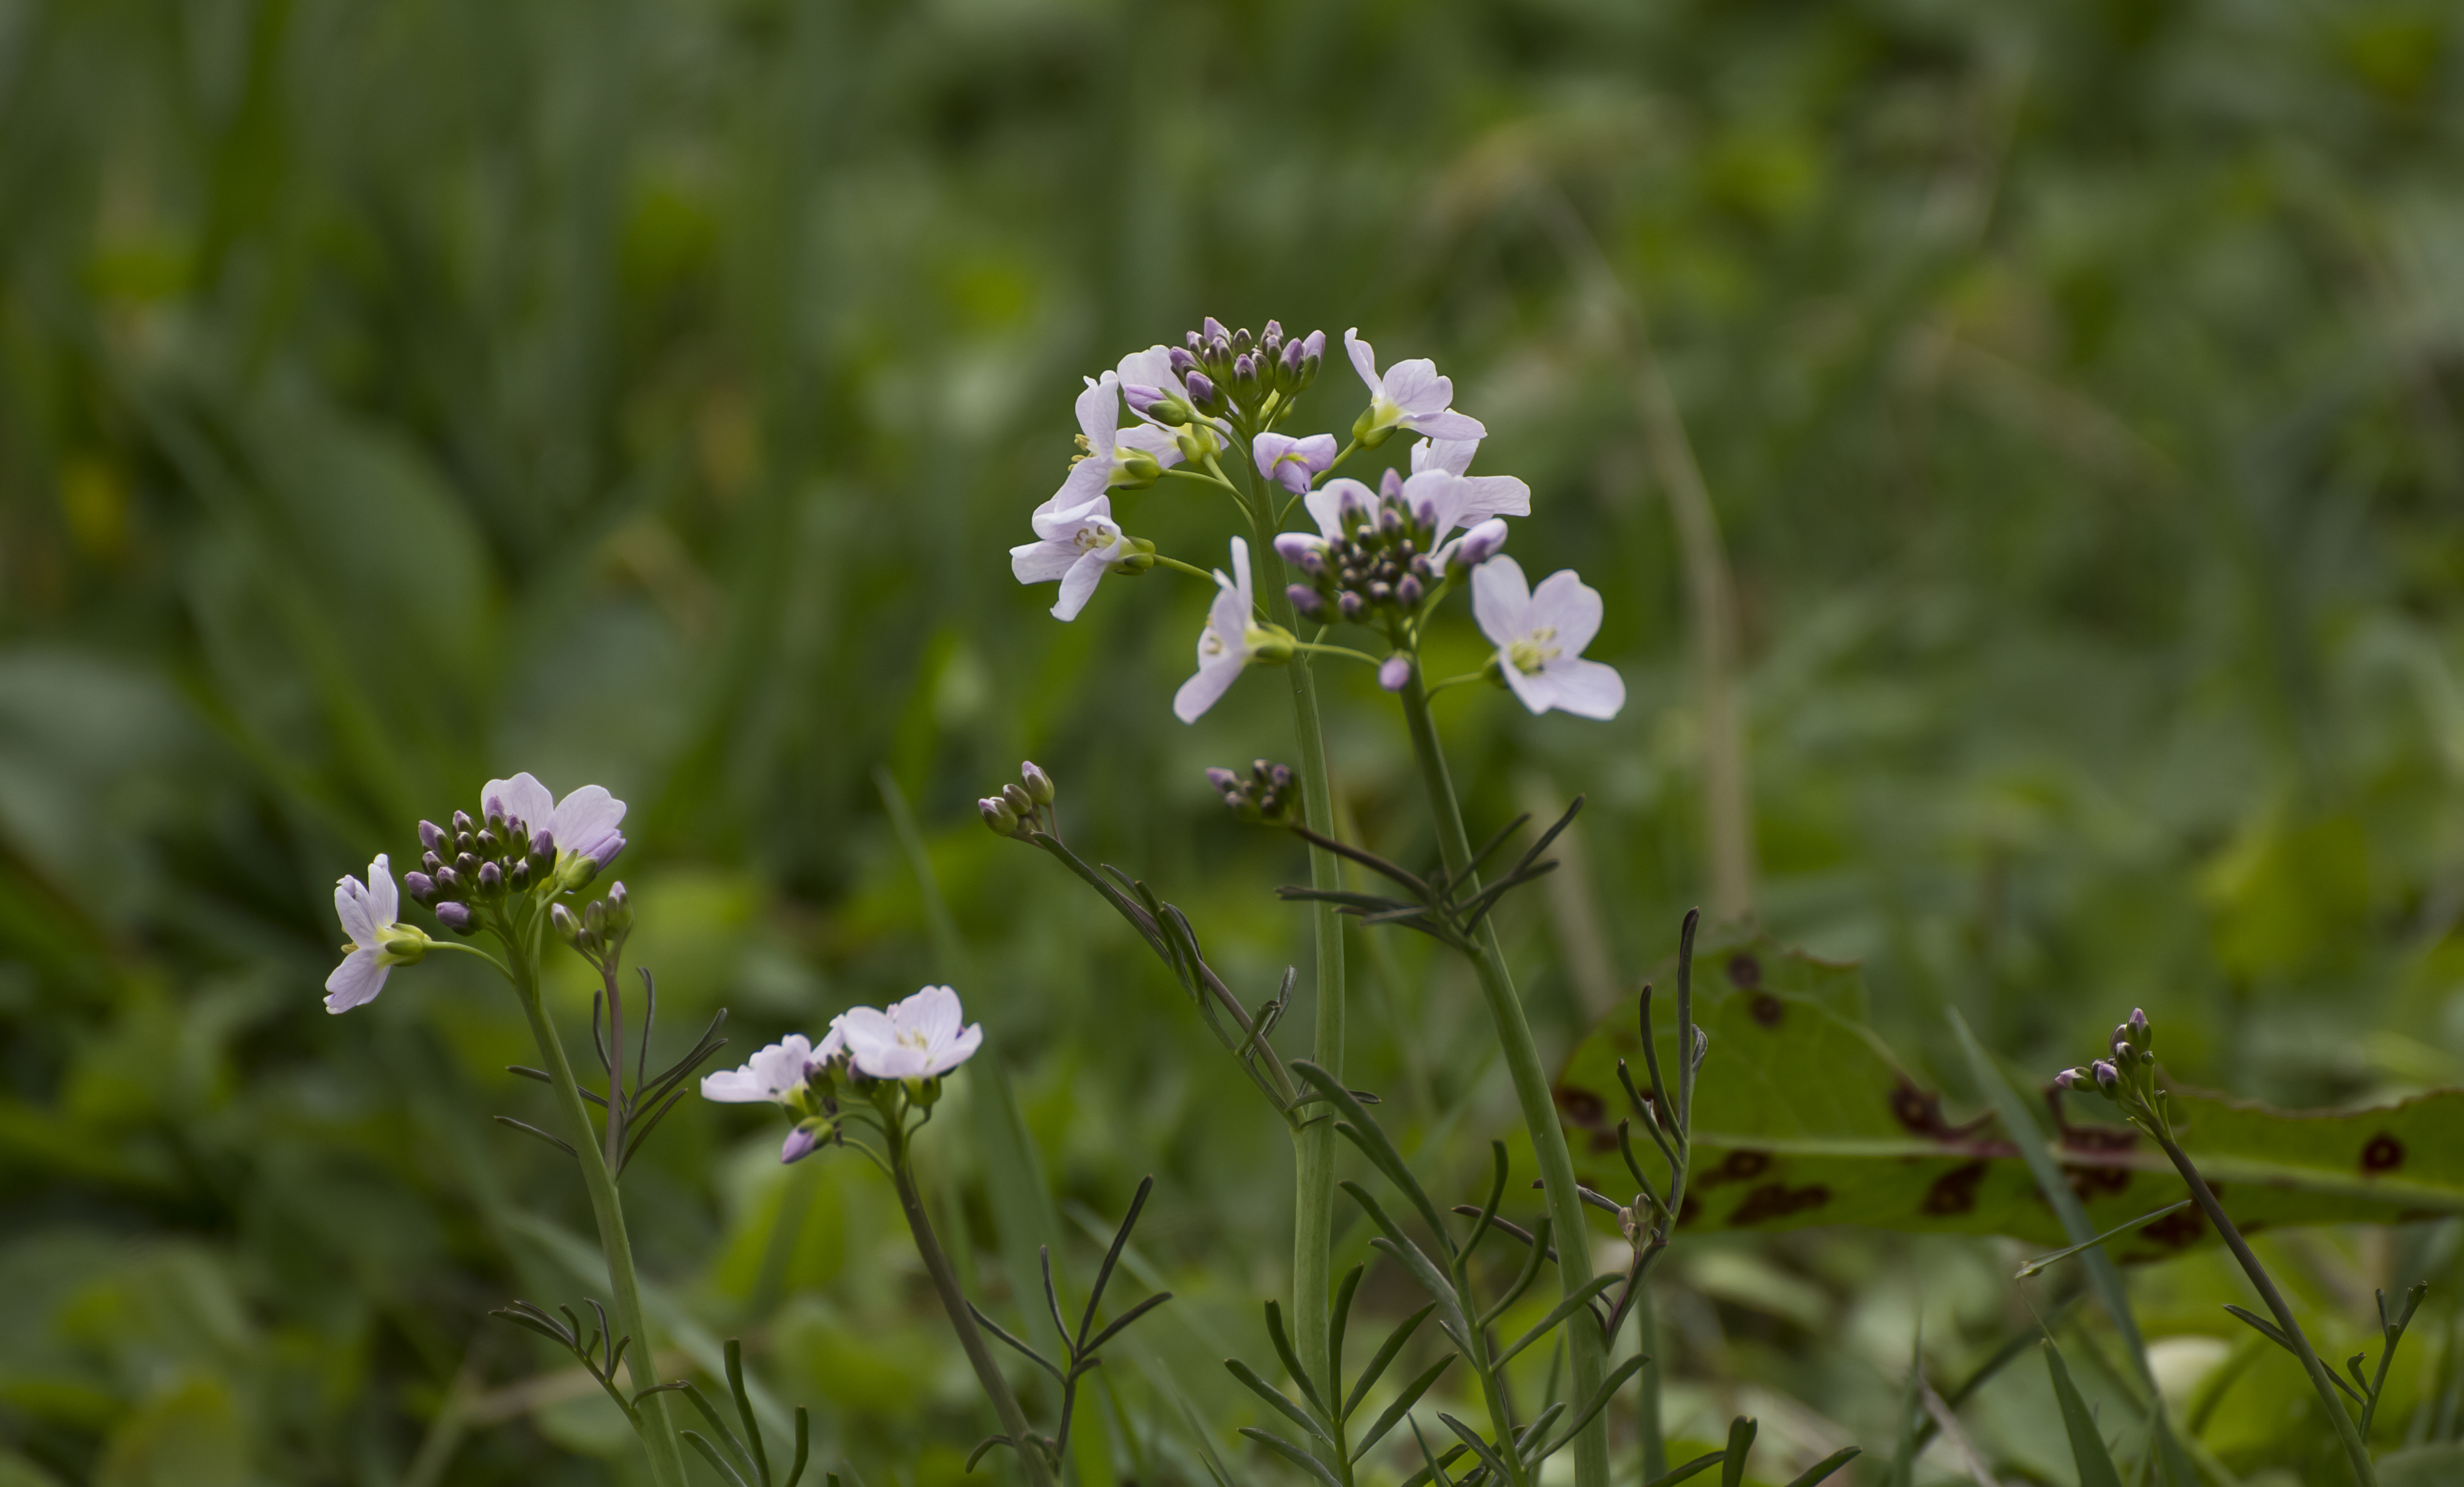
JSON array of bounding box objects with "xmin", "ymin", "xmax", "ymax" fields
[
  {"xmin": 435, "ymin": 901, "xmax": 475, "ymax": 933},
  {"xmin": 1185, "ymin": 371, "xmax": 1217, "ymax": 406},
  {"xmin": 418, "ymin": 820, "xmax": 446, "ymax": 851},
  {"xmin": 404, "ymin": 871, "xmax": 437, "ymax": 905},
  {"xmin": 780, "ymin": 1123, "xmax": 824, "ymax": 1164}
]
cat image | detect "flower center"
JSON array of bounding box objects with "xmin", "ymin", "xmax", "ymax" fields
[
  {"xmin": 1072, "ymin": 523, "xmax": 1118, "ymax": 553},
  {"xmin": 1508, "ymin": 627, "xmax": 1559, "ymax": 676}
]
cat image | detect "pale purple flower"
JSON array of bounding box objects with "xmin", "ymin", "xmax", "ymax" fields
[
  {"xmin": 839, "ymin": 986, "xmax": 983, "ymax": 1080},
  {"xmin": 325, "ymin": 854, "xmax": 431, "ymax": 1014},
  {"xmin": 1011, "ymin": 493, "xmax": 1132, "ymax": 620},
  {"xmin": 1046, "ymin": 373, "xmax": 1183, "ymax": 512},
  {"xmin": 1472, "ymin": 558, "xmax": 1626, "ymax": 720},
  {"xmin": 481, "ymin": 773, "xmax": 628, "ymax": 870},
  {"xmin": 1379, "ymin": 655, "xmax": 1412, "ymax": 692},
  {"xmin": 1300, "ymin": 477, "xmax": 1378, "ymax": 540},
  {"xmin": 1252, "ymin": 432, "xmax": 1339, "ymax": 496},
  {"xmin": 1435, "ymin": 517, "xmax": 1510, "ymax": 572},
  {"xmin": 1410, "ymin": 437, "xmax": 1530, "ymax": 526},
  {"xmin": 1173, "ymin": 536, "xmax": 1269, "ymax": 723},
  {"xmin": 701, "ymin": 1026, "xmax": 843, "ymax": 1104},
  {"xmin": 1345, "ymin": 329, "xmax": 1485, "ymax": 443}
]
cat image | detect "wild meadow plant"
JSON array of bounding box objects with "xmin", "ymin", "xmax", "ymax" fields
[{"xmin": 316, "ymin": 325, "xmax": 2439, "ymax": 1487}]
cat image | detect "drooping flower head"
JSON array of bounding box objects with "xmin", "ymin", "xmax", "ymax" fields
[
  {"xmin": 326, "ymin": 855, "xmax": 433, "ymax": 1013},
  {"xmin": 1472, "ymin": 557, "xmax": 1626, "ymax": 720},
  {"xmin": 839, "ymin": 986, "xmax": 983, "ymax": 1081},
  {"xmin": 1345, "ymin": 329, "xmax": 1485, "ymax": 448},
  {"xmin": 1174, "ymin": 536, "xmax": 1291, "ymax": 723}
]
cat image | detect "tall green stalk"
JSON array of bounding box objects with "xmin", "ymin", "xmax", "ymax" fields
[
  {"xmin": 1247, "ymin": 486, "xmax": 1348, "ymax": 1415},
  {"xmin": 1395, "ymin": 671, "xmax": 1609, "ymax": 1487},
  {"xmin": 506, "ymin": 930, "xmax": 690, "ymax": 1487}
]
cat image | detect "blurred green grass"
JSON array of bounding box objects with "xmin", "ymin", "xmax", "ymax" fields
[{"xmin": 4, "ymin": 0, "xmax": 2464, "ymax": 1481}]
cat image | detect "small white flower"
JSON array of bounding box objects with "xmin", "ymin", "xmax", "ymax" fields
[
  {"xmin": 1345, "ymin": 329, "xmax": 1485, "ymax": 444},
  {"xmin": 480, "ymin": 772, "xmax": 627, "ymax": 871},
  {"xmin": 326, "ymin": 855, "xmax": 432, "ymax": 1014},
  {"xmin": 1046, "ymin": 372, "xmax": 1183, "ymax": 513},
  {"xmin": 839, "ymin": 986, "xmax": 983, "ymax": 1081},
  {"xmin": 1473, "ymin": 557, "xmax": 1626, "ymax": 720},
  {"xmin": 1410, "ymin": 436, "xmax": 1530, "ymax": 527},
  {"xmin": 701, "ymin": 1026, "xmax": 843, "ymax": 1104},
  {"xmin": 1173, "ymin": 536, "xmax": 1282, "ymax": 723},
  {"xmin": 1011, "ymin": 493, "xmax": 1133, "ymax": 621}
]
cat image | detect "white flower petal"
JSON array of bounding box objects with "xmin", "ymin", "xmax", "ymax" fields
[
  {"xmin": 925, "ymin": 1022, "xmax": 984, "ymax": 1076},
  {"xmin": 1051, "ymin": 550, "xmax": 1112, "ymax": 620},
  {"xmin": 1500, "ymin": 656, "xmax": 1555, "ymax": 715},
  {"xmin": 324, "ymin": 947, "xmax": 390, "ymax": 1014},
  {"xmin": 1412, "ymin": 438, "xmax": 1482, "ymax": 477},
  {"xmin": 1471, "ymin": 557, "xmax": 1533, "ymax": 648},
  {"xmin": 1074, "ymin": 376, "xmax": 1123, "ymax": 457},
  {"xmin": 1306, "ymin": 479, "xmax": 1376, "ymax": 539},
  {"xmin": 1378, "ymin": 358, "xmax": 1451, "ymax": 417},
  {"xmin": 1538, "ymin": 657, "xmax": 1626, "ymax": 720},
  {"xmin": 482, "ymin": 773, "xmax": 556, "ymax": 833},
  {"xmin": 837, "ymin": 1008, "xmax": 912, "ymax": 1080},
  {"xmin": 1344, "ymin": 328, "xmax": 1379, "ymax": 395},
  {"xmin": 368, "ymin": 855, "xmax": 399, "ymax": 926},
  {"xmin": 1526, "ymin": 570, "xmax": 1605, "ymax": 655},
  {"xmin": 895, "ymin": 986, "xmax": 964, "ymax": 1047},
  {"xmin": 1452, "ymin": 473, "xmax": 1530, "ymax": 524},
  {"xmin": 1174, "ymin": 653, "xmax": 1246, "ymax": 724},
  {"xmin": 335, "ymin": 875, "xmax": 380, "ymax": 948},
  {"xmin": 1012, "ymin": 539, "xmax": 1079, "ymax": 585},
  {"xmin": 550, "ymin": 785, "xmax": 628, "ymax": 865},
  {"xmin": 1407, "ymin": 408, "xmax": 1487, "ymax": 441}
]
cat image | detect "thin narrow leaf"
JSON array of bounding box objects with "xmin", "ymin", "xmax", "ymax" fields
[
  {"xmin": 1297, "ymin": 1062, "xmax": 1450, "ymax": 1242},
  {"xmin": 1719, "ymin": 1415, "xmax": 1758, "ymax": 1487},
  {"xmin": 2043, "ymin": 1340, "xmax": 2126, "ymax": 1487},
  {"xmin": 1264, "ymin": 1300, "xmax": 1328, "ymax": 1416},
  {"xmin": 1480, "ymin": 1215, "xmax": 1557, "ymax": 1330},
  {"xmin": 1436, "ymin": 1414, "xmax": 1513, "ymax": 1483},
  {"xmin": 1781, "ymin": 1448, "xmax": 1862, "ymax": 1487},
  {"xmin": 964, "ymin": 1437, "xmax": 1017, "ymax": 1472},
  {"xmin": 1342, "ymin": 1304, "xmax": 1434, "ymax": 1421},
  {"xmin": 1343, "ymin": 1181, "xmax": 1473, "ymax": 1342},
  {"xmin": 685, "ymin": 1430, "xmax": 757, "ymax": 1487},
  {"xmin": 2015, "ymin": 1201, "xmax": 2194, "ymax": 1278},
  {"xmin": 491, "ymin": 1114, "xmax": 577, "ymax": 1158},
  {"xmin": 1238, "ymin": 1427, "xmax": 1345, "ymax": 1487},
  {"xmin": 1644, "ymin": 1451, "xmax": 1726, "ymax": 1487},
  {"xmin": 2222, "ymin": 1307, "xmax": 2365, "ymax": 1403},
  {"xmin": 968, "ymin": 1303, "xmax": 1066, "ymax": 1382},
  {"xmin": 1409, "ymin": 1415, "xmax": 1457, "ymax": 1487},
  {"xmin": 1329, "ymin": 1265, "xmax": 1365, "ymax": 1393},
  {"xmin": 1080, "ymin": 1292, "xmax": 1173, "ymax": 1356},
  {"xmin": 507, "ymin": 1065, "xmax": 608, "ymax": 1107},
  {"xmin": 1494, "ymin": 1270, "xmax": 1622, "ymax": 1366},
  {"xmin": 785, "ymin": 1407, "xmax": 809, "ymax": 1487},
  {"xmin": 680, "ymin": 1382, "xmax": 758, "ymax": 1482},
  {"xmin": 723, "ymin": 1338, "xmax": 770, "ymax": 1487},
  {"xmin": 1537, "ymin": 1352, "xmax": 1650, "ymax": 1460},
  {"xmin": 1350, "ymin": 1357, "xmax": 1454, "ymax": 1460},
  {"xmin": 1396, "ymin": 1441, "xmax": 1474, "ymax": 1487},
  {"xmin": 1225, "ymin": 1358, "xmax": 1334, "ymax": 1446}
]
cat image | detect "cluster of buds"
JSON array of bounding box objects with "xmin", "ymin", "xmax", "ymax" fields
[
  {"xmin": 404, "ymin": 809, "xmax": 562, "ymax": 933},
  {"xmin": 1205, "ymin": 759, "xmax": 1302, "ymax": 826},
  {"xmin": 1155, "ymin": 317, "xmax": 1325, "ymax": 435},
  {"xmin": 978, "ymin": 761, "xmax": 1058, "ymax": 839},
  {"xmin": 550, "ymin": 883, "xmax": 634, "ymax": 966},
  {"xmin": 2056, "ymin": 1007, "xmax": 2161, "ymax": 1116},
  {"xmin": 1277, "ymin": 470, "xmax": 1507, "ymax": 628}
]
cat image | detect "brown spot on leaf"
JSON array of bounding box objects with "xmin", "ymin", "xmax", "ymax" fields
[
  {"xmin": 1588, "ymin": 1130, "xmax": 1620, "ymax": 1155},
  {"xmin": 2361, "ymin": 1133, "xmax": 2404, "ymax": 1173},
  {"xmin": 1727, "ymin": 953, "xmax": 1763, "ymax": 988},
  {"xmin": 1729, "ymin": 1182, "xmax": 1831, "ymax": 1226},
  {"xmin": 1922, "ymin": 1161, "xmax": 1990, "ymax": 1217},
  {"xmin": 1676, "ymin": 1194, "xmax": 1702, "ymax": 1228},
  {"xmin": 1554, "ymin": 1085, "xmax": 1607, "ymax": 1129},
  {"xmin": 2140, "ymin": 1206, "xmax": 2205, "ymax": 1248},
  {"xmin": 1749, "ymin": 993, "xmax": 1785, "ymax": 1028},
  {"xmin": 2063, "ymin": 1164, "xmax": 2131, "ymax": 1201},
  {"xmin": 1696, "ymin": 1149, "xmax": 1772, "ymax": 1189}
]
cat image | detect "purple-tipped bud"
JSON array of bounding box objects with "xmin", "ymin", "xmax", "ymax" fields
[
  {"xmin": 484, "ymin": 808, "xmax": 505, "ymax": 832},
  {"xmin": 477, "ymin": 860, "xmax": 503, "ymax": 894},
  {"xmin": 422, "ymin": 850, "xmax": 444, "ymax": 875},
  {"xmin": 2091, "ymin": 1060, "xmax": 2120, "ymax": 1094},
  {"xmin": 530, "ymin": 828, "xmax": 554, "ymax": 859},
  {"xmin": 435, "ymin": 865, "xmax": 462, "ymax": 894},
  {"xmin": 2111, "ymin": 1023, "xmax": 2132, "ymax": 1055},
  {"xmin": 509, "ymin": 859, "xmax": 531, "ymax": 891},
  {"xmin": 1282, "ymin": 339, "xmax": 1306, "ymax": 376},
  {"xmin": 1000, "ymin": 782, "xmax": 1033, "ymax": 818},
  {"xmin": 419, "ymin": 820, "xmax": 446, "ymax": 851},
  {"xmin": 1261, "ymin": 319, "xmax": 1282, "ymax": 345},
  {"xmin": 405, "ymin": 871, "xmax": 437, "ymax": 905},
  {"xmin": 476, "ymin": 828, "xmax": 500, "ymax": 855},
  {"xmin": 1338, "ymin": 591, "xmax": 1365, "ymax": 620},
  {"xmin": 1451, "ymin": 518, "xmax": 1509, "ymax": 569},
  {"xmin": 1379, "ymin": 655, "xmax": 1412, "ymax": 692},
  {"xmin": 1168, "ymin": 346, "xmax": 1199, "ymax": 377},
  {"xmin": 1273, "ymin": 532, "xmax": 1323, "ymax": 566},
  {"xmin": 1269, "ymin": 763, "xmax": 1292, "ymax": 789},
  {"xmin": 2128, "ymin": 1008, "xmax": 2150, "ymax": 1048},
  {"xmin": 1367, "ymin": 580, "xmax": 1394, "ymax": 605},
  {"xmin": 1204, "ymin": 767, "xmax": 1239, "ymax": 794},
  {"xmin": 979, "ymin": 795, "xmax": 1020, "ymax": 835},
  {"xmin": 1185, "ymin": 371, "xmax": 1218, "ymax": 408},
  {"xmin": 455, "ymin": 852, "xmax": 480, "ymax": 877},
  {"xmin": 1185, "ymin": 330, "xmax": 1203, "ymax": 352},
  {"xmin": 436, "ymin": 901, "xmax": 475, "ymax": 933},
  {"xmin": 1376, "ymin": 506, "xmax": 1403, "ymax": 536},
  {"xmin": 607, "ymin": 882, "xmax": 630, "ymax": 925},
  {"xmin": 1379, "ymin": 467, "xmax": 1404, "ymax": 501},
  {"xmin": 452, "ymin": 810, "xmax": 474, "ymax": 834},
  {"xmin": 551, "ymin": 902, "xmax": 583, "ymax": 947},
  {"xmin": 1396, "ymin": 574, "xmax": 1425, "ymax": 607},
  {"xmin": 1122, "ymin": 383, "xmax": 1164, "ymax": 415},
  {"xmin": 1021, "ymin": 761, "xmax": 1055, "ymax": 806},
  {"xmin": 1232, "ymin": 353, "xmax": 1259, "ymax": 392},
  {"xmin": 1231, "ymin": 326, "xmax": 1252, "ymax": 357},
  {"xmin": 583, "ymin": 899, "xmax": 606, "ymax": 936},
  {"xmin": 1288, "ymin": 584, "xmax": 1325, "ymax": 619},
  {"xmin": 1203, "ymin": 316, "xmax": 1229, "ymax": 344},
  {"xmin": 780, "ymin": 1122, "xmax": 824, "ymax": 1165}
]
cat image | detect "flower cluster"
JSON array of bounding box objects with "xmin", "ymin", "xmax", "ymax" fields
[
  {"xmin": 978, "ymin": 761, "xmax": 1058, "ymax": 839},
  {"xmin": 701, "ymin": 986, "xmax": 985, "ymax": 1163},
  {"xmin": 1163, "ymin": 318, "xmax": 1326, "ymax": 435},
  {"xmin": 1274, "ymin": 463, "xmax": 1514, "ymax": 628},
  {"xmin": 2056, "ymin": 1007, "xmax": 2159, "ymax": 1111},
  {"xmin": 1205, "ymin": 758, "xmax": 1302, "ymax": 826},
  {"xmin": 404, "ymin": 773, "xmax": 627, "ymax": 930}
]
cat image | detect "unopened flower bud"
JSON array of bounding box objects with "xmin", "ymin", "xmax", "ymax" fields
[
  {"xmin": 1249, "ymin": 626, "xmax": 1296, "ymax": 663},
  {"xmin": 436, "ymin": 901, "xmax": 474, "ymax": 934},
  {"xmin": 781, "ymin": 1120, "xmax": 825, "ymax": 1165},
  {"xmin": 435, "ymin": 865, "xmax": 462, "ymax": 894},
  {"xmin": 605, "ymin": 882, "xmax": 633, "ymax": 934},
  {"xmin": 422, "ymin": 850, "xmax": 444, "ymax": 875},
  {"xmin": 2091, "ymin": 1060, "xmax": 2119, "ymax": 1095},
  {"xmin": 509, "ymin": 859, "xmax": 532, "ymax": 890},
  {"xmin": 405, "ymin": 871, "xmax": 437, "ymax": 904},
  {"xmin": 1450, "ymin": 518, "xmax": 1509, "ymax": 570},
  {"xmin": 477, "ymin": 860, "xmax": 503, "ymax": 896},
  {"xmin": 1168, "ymin": 346, "xmax": 1199, "ymax": 377},
  {"xmin": 455, "ymin": 831, "xmax": 475, "ymax": 854},
  {"xmin": 452, "ymin": 811, "xmax": 474, "ymax": 835},
  {"xmin": 1272, "ymin": 532, "xmax": 1321, "ymax": 566},
  {"xmin": 2054, "ymin": 1068, "xmax": 2081, "ymax": 1090},
  {"xmin": 1338, "ymin": 591, "xmax": 1365, "ymax": 620},
  {"xmin": 1203, "ymin": 315, "xmax": 1229, "ymax": 345},
  {"xmin": 531, "ymin": 829, "xmax": 554, "ymax": 860},
  {"xmin": 979, "ymin": 795, "xmax": 1020, "ymax": 835},
  {"xmin": 583, "ymin": 899, "xmax": 606, "ymax": 936},
  {"xmin": 1230, "ymin": 326, "xmax": 1252, "ymax": 357},
  {"xmin": 1020, "ymin": 761, "xmax": 1056, "ymax": 806},
  {"xmin": 1124, "ymin": 383, "xmax": 1168, "ymax": 417},
  {"xmin": 1205, "ymin": 767, "xmax": 1240, "ymax": 796},
  {"xmin": 1185, "ymin": 371, "xmax": 1218, "ymax": 410},
  {"xmin": 2128, "ymin": 1008, "xmax": 2151, "ymax": 1050},
  {"xmin": 477, "ymin": 829, "xmax": 500, "ymax": 855},
  {"xmin": 1001, "ymin": 782, "xmax": 1034, "ymax": 817},
  {"xmin": 1379, "ymin": 655, "xmax": 1412, "ymax": 691},
  {"xmin": 1288, "ymin": 584, "xmax": 1325, "ymax": 619},
  {"xmin": 551, "ymin": 902, "xmax": 583, "ymax": 947},
  {"xmin": 419, "ymin": 820, "xmax": 447, "ymax": 851},
  {"xmin": 2111, "ymin": 1023, "xmax": 2132, "ymax": 1055},
  {"xmin": 484, "ymin": 809, "xmax": 506, "ymax": 832},
  {"xmin": 1396, "ymin": 574, "xmax": 1424, "ymax": 607},
  {"xmin": 1232, "ymin": 354, "xmax": 1260, "ymax": 399}
]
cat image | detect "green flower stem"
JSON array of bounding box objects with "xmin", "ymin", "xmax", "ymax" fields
[
  {"xmin": 1154, "ymin": 554, "xmax": 1220, "ymax": 583},
  {"xmin": 2145, "ymin": 1120, "xmax": 2376, "ymax": 1486},
  {"xmin": 1237, "ymin": 459, "xmax": 1349, "ymax": 1422},
  {"xmin": 1395, "ymin": 670, "xmax": 1610, "ymax": 1487},
  {"xmin": 506, "ymin": 927, "xmax": 688, "ymax": 1487},
  {"xmin": 1632, "ymin": 1287, "xmax": 1665, "ymax": 1482},
  {"xmin": 887, "ymin": 1121, "xmax": 1059, "ymax": 1487}
]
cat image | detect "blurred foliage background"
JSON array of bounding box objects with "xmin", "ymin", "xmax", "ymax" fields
[{"xmin": 5, "ymin": 0, "xmax": 2464, "ymax": 1482}]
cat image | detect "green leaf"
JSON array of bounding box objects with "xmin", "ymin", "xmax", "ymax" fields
[
  {"xmin": 1780, "ymin": 1447, "xmax": 1861, "ymax": 1487},
  {"xmin": 1556, "ymin": 929, "xmax": 2464, "ymax": 1257},
  {"xmin": 2042, "ymin": 1340, "xmax": 2125, "ymax": 1487}
]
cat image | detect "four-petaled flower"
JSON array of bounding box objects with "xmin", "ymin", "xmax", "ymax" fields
[
  {"xmin": 1345, "ymin": 329, "xmax": 1485, "ymax": 444},
  {"xmin": 1055, "ymin": 372, "xmax": 1183, "ymax": 505},
  {"xmin": 1174, "ymin": 536, "xmax": 1283, "ymax": 723},
  {"xmin": 701, "ymin": 1027, "xmax": 842, "ymax": 1105},
  {"xmin": 482, "ymin": 772, "xmax": 628, "ymax": 872},
  {"xmin": 840, "ymin": 986, "xmax": 984, "ymax": 1081},
  {"xmin": 1011, "ymin": 494, "xmax": 1134, "ymax": 621},
  {"xmin": 1472, "ymin": 557, "xmax": 1626, "ymax": 719},
  {"xmin": 1410, "ymin": 437, "xmax": 1530, "ymax": 526},
  {"xmin": 1252, "ymin": 432, "xmax": 1338, "ymax": 496},
  {"xmin": 326, "ymin": 855, "xmax": 433, "ymax": 1014}
]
